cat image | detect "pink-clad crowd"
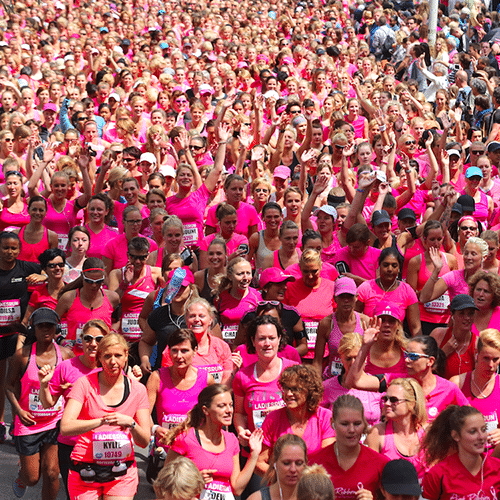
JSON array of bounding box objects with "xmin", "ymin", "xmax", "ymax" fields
[{"xmin": 0, "ymin": 0, "xmax": 500, "ymax": 498}]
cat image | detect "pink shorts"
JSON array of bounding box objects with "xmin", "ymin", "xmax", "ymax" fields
[{"xmin": 68, "ymin": 464, "xmax": 138, "ymax": 500}]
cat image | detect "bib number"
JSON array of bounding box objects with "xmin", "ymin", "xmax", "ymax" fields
[
  {"xmin": 92, "ymin": 431, "xmax": 132, "ymax": 465},
  {"xmin": 0, "ymin": 299, "xmax": 21, "ymax": 326},
  {"xmin": 305, "ymin": 321, "xmax": 319, "ymax": 350},
  {"xmin": 57, "ymin": 234, "xmax": 69, "ymax": 251},
  {"xmin": 121, "ymin": 313, "xmax": 141, "ymax": 342},
  {"xmin": 424, "ymin": 292, "xmax": 450, "ymax": 315},
  {"xmin": 330, "ymin": 356, "xmax": 343, "ymax": 377},
  {"xmin": 28, "ymin": 389, "xmax": 62, "ymax": 416},
  {"xmin": 222, "ymin": 325, "xmax": 238, "ymax": 342},
  {"xmin": 202, "ymin": 364, "xmax": 223, "ymax": 383},
  {"xmin": 183, "ymin": 224, "xmax": 198, "ymax": 245},
  {"xmin": 161, "ymin": 414, "xmax": 186, "ymax": 430},
  {"xmin": 252, "ymin": 400, "xmax": 285, "ymax": 429},
  {"xmin": 200, "ymin": 482, "xmax": 235, "ymax": 500}
]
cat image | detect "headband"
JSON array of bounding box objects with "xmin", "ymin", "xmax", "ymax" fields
[{"xmin": 458, "ymin": 216, "xmax": 476, "ymax": 227}]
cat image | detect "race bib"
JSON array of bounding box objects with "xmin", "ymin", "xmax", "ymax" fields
[
  {"xmin": 28, "ymin": 388, "xmax": 62, "ymax": 417},
  {"xmin": 330, "ymin": 356, "xmax": 343, "ymax": 377},
  {"xmin": 201, "ymin": 364, "xmax": 223, "ymax": 383},
  {"xmin": 161, "ymin": 413, "xmax": 186, "ymax": 430},
  {"xmin": 305, "ymin": 321, "xmax": 319, "ymax": 350},
  {"xmin": 484, "ymin": 413, "xmax": 498, "ymax": 434},
  {"xmin": 252, "ymin": 400, "xmax": 285, "ymax": 429},
  {"xmin": 127, "ymin": 289, "xmax": 151, "ymax": 299},
  {"xmin": 92, "ymin": 431, "xmax": 132, "ymax": 465},
  {"xmin": 424, "ymin": 291, "xmax": 450, "ymax": 315},
  {"xmin": 0, "ymin": 299, "xmax": 21, "ymax": 326},
  {"xmin": 200, "ymin": 481, "xmax": 235, "ymax": 500},
  {"xmin": 222, "ymin": 325, "xmax": 238, "ymax": 342},
  {"xmin": 57, "ymin": 234, "xmax": 69, "ymax": 251},
  {"xmin": 183, "ymin": 224, "xmax": 199, "ymax": 245},
  {"xmin": 121, "ymin": 313, "xmax": 141, "ymax": 342}
]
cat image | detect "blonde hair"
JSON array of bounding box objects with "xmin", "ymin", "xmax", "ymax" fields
[
  {"xmin": 464, "ymin": 237, "xmax": 488, "ymax": 259},
  {"xmin": 96, "ymin": 332, "xmax": 128, "ymax": 367},
  {"xmin": 388, "ymin": 378, "xmax": 427, "ymax": 426},
  {"xmin": 299, "ymin": 248, "xmax": 322, "ymax": 269},
  {"xmin": 478, "ymin": 328, "xmax": 500, "ymax": 353},
  {"xmin": 338, "ymin": 332, "xmax": 362, "ymax": 356},
  {"xmin": 154, "ymin": 457, "xmax": 204, "ymax": 500},
  {"xmin": 297, "ymin": 465, "xmax": 334, "ymax": 500}
]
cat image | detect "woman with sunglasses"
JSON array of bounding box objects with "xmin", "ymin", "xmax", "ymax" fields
[
  {"xmin": 347, "ymin": 329, "xmax": 468, "ymax": 422},
  {"xmin": 0, "ymin": 170, "xmax": 29, "ymax": 232},
  {"xmin": 365, "ymin": 378, "xmax": 427, "ymax": 479},
  {"xmin": 0, "ymin": 130, "xmax": 15, "ymax": 165},
  {"xmin": 37, "ymin": 320, "xmax": 111, "ymax": 500},
  {"xmin": 462, "ymin": 166, "xmax": 493, "ymax": 229},
  {"xmin": 85, "ymin": 193, "xmax": 117, "ymax": 260},
  {"xmin": 165, "ymin": 124, "xmax": 230, "ymax": 249},
  {"xmin": 109, "ymin": 237, "xmax": 162, "ymax": 365},
  {"xmin": 56, "ymin": 258, "xmax": 120, "ymax": 353},
  {"xmin": 257, "ymin": 364, "xmax": 335, "ymax": 475},
  {"xmin": 420, "ymin": 236, "xmax": 487, "ymax": 306},
  {"xmin": 148, "ymin": 215, "xmax": 198, "ymax": 274},
  {"xmin": 200, "ymin": 203, "xmax": 249, "ymax": 269},
  {"xmin": 422, "ymin": 405, "xmax": 500, "ymax": 500}
]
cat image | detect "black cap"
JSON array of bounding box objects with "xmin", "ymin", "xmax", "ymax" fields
[
  {"xmin": 381, "ymin": 460, "xmax": 421, "ymax": 497},
  {"xmin": 457, "ymin": 194, "xmax": 475, "ymax": 213},
  {"xmin": 451, "ymin": 203, "xmax": 463, "ymax": 215},
  {"xmin": 31, "ymin": 307, "xmax": 60, "ymax": 326},
  {"xmin": 121, "ymin": 38, "xmax": 131, "ymax": 46},
  {"xmin": 371, "ymin": 209, "xmax": 392, "ymax": 226},
  {"xmin": 487, "ymin": 141, "xmax": 500, "ymax": 153},
  {"xmin": 397, "ymin": 208, "xmax": 416, "ymax": 221},
  {"xmin": 450, "ymin": 294, "xmax": 478, "ymax": 312}
]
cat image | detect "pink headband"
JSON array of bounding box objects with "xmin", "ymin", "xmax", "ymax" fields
[{"xmin": 458, "ymin": 216, "xmax": 476, "ymax": 227}]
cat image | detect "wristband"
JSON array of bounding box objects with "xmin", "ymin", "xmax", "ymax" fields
[
  {"xmin": 405, "ymin": 169, "xmax": 411, "ymax": 174},
  {"xmin": 218, "ymin": 141, "xmax": 228, "ymax": 145},
  {"xmin": 130, "ymin": 420, "xmax": 136, "ymax": 430},
  {"xmin": 152, "ymin": 424, "xmax": 159, "ymax": 436},
  {"xmin": 430, "ymin": 275, "xmax": 439, "ymax": 282},
  {"xmin": 394, "ymin": 127, "xmax": 402, "ymax": 133},
  {"xmin": 356, "ymin": 188, "xmax": 364, "ymax": 193},
  {"xmin": 378, "ymin": 124, "xmax": 387, "ymax": 132}
]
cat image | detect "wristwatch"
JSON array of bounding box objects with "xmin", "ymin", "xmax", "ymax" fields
[{"xmin": 130, "ymin": 420, "xmax": 136, "ymax": 430}]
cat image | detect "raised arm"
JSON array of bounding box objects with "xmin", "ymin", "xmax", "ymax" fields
[
  {"xmin": 418, "ymin": 247, "xmax": 448, "ymax": 303},
  {"xmin": 204, "ymin": 123, "xmax": 231, "ymax": 193},
  {"xmin": 301, "ymin": 175, "xmax": 330, "ymax": 231}
]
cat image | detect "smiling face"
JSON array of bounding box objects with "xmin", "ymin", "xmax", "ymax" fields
[
  {"xmin": 231, "ymin": 260, "xmax": 252, "ymax": 292},
  {"xmin": 263, "ymin": 208, "xmax": 282, "ymax": 231},
  {"xmin": 463, "ymin": 243, "xmax": 482, "ymax": 272},
  {"xmin": 452, "ymin": 413, "xmax": 487, "ymax": 456},
  {"xmin": 82, "ymin": 326, "xmax": 104, "ymax": 360},
  {"xmin": 0, "ymin": 237, "xmax": 20, "ymax": 264},
  {"xmin": 186, "ymin": 302, "xmax": 212, "ymax": 339},
  {"xmin": 203, "ymin": 391, "xmax": 233, "ymax": 427},
  {"xmin": 88, "ymin": 199, "xmax": 108, "ymax": 225},
  {"xmin": 164, "ymin": 225, "xmax": 183, "ymax": 252},
  {"xmin": 381, "ymin": 384, "xmax": 411, "ymax": 421}
]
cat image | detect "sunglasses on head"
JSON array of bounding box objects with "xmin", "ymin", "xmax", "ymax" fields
[{"xmin": 258, "ymin": 300, "xmax": 280, "ymax": 306}]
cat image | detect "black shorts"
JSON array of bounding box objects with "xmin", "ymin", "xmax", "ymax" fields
[
  {"xmin": 14, "ymin": 425, "xmax": 60, "ymax": 456},
  {"xmin": 0, "ymin": 334, "xmax": 17, "ymax": 361}
]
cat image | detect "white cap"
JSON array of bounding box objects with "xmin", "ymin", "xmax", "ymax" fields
[
  {"xmin": 376, "ymin": 171, "xmax": 387, "ymax": 183},
  {"xmin": 21, "ymin": 44, "xmax": 30, "ymax": 50},
  {"xmin": 140, "ymin": 152, "xmax": 157, "ymax": 164},
  {"xmin": 108, "ymin": 93, "xmax": 121, "ymax": 102},
  {"xmin": 64, "ymin": 54, "xmax": 74, "ymax": 62},
  {"xmin": 264, "ymin": 90, "xmax": 280, "ymax": 101},
  {"xmin": 447, "ymin": 149, "xmax": 461, "ymax": 157},
  {"xmin": 160, "ymin": 165, "xmax": 176, "ymax": 178},
  {"xmin": 113, "ymin": 46, "xmax": 124, "ymax": 55}
]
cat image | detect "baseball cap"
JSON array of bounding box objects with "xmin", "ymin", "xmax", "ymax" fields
[
  {"xmin": 447, "ymin": 149, "xmax": 461, "ymax": 158},
  {"xmin": 487, "ymin": 141, "xmax": 500, "ymax": 153},
  {"xmin": 166, "ymin": 267, "xmax": 194, "ymax": 287},
  {"xmin": 371, "ymin": 209, "xmax": 392, "ymax": 226},
  {"xmin": 31, "ymin": 307, "xmax": 60, "ymax": 326},
  {"xmin": 264, "ymin": 90, "xmax": 280, "ymax": 101},
  {"xmin": 381, "ymin": 460, "xmax": 421, "ymax": 497},
  {"xmin": 315, "ymin": 205, "xmax": 338, "ymax": 220},
  {"xmin": 199, "ymin": 84, "xmax": 214, "ymax": 95},
  {"xmin": 159, "ymin": 42, "xmax": 169, "ymax": 49},
  {"xmin": 457, "ymin": 194, "xmax": 475, "ymax": 212},
  {"xmin": 140, "ymin": 152, "xmax": 157, "ymax": 164},
  {"xmin": 451, "ymin": 203, "xmax": 463, "ymax": 215},
  {"xmin": 273, "ymin": 166, "xmax": 291, "ymax": 179},
  {"xmin": 259, "ymin": 268, "xmax": 295, "ymax": 288},
  {"xmin": 375, "ymin": 171, "xmax": 387, "ymax": 183},
  {"xmin": 334, "ymin": 277, "xmax": 357, "ymax": 296},
  {"xmin": 465, "ymin": 166, "xmax": 483, "ymax": 179},
  {"xmin": 397, "ymin": 208, "xmax": 416, "ymax": 221},
  {"xmin": 121, "ymin": 38, "xmax": 131, "ymax": 46},
  {"xmin": 450, "ymin": 294, "xmax": 478, "ymax": 312},
  {"xmin": 161, "ymin": 165, "xmax": 176, "ymax": 178},
  {"xmin": 108, "ymin": 92, "xmax": 121, "ymax": 102},
  {"xmin": 374, "ymin": 303, "xmax": 404, "ymax": 322},
  {"xmin": 43, "ymin": 103, "xmax": 57, "ymax": 113}
]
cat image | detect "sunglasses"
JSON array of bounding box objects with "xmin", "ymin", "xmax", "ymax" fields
[
  {"xmin": 128, "ymin": 253, "xmax": 148, "ymax": 261},
  {"xmin": 334, "ymin": 144, "xmax": 346, "ymax": 149},
  {"xmin": 258, "ymin": 300, "xmax": 280, "ymax": 306},
  {"xmin": 122, "ymin": 157, "xmax": 135, "ymax": 162},
  {"xmin": 403, "ymin": 350, "xmax": 430, "ymax": 361},
  {"xmin": 3, "ymin": 138, "xmax": 14, "ymax": 142},
  {"xmin": 77, "ymin": 117, "xmax": 86, "ymax": 121},
  {"xmin": 6, "ymin": 170, "xmax": 22, "ymax": 178},
  {"xmin": 254, "ymin": 188, "xmax": 269, "ymax": 193},
  {"xmin": 189, "ymin": 145, "xmax": 204, "ymax": 151},
  {"xmin": 46, "ymin": 262, "xmax": 65, "ymax": 269},
  {"xmin": 381, "ymin": 395, "xmax": 409, "ymax": 405},
  {"xmin": 459, "ymin": 225, "xmax": 477, "ymax": 231},
  {"xmin": 83, "ymin": 334, "xmax": 104, "ymax": 343},
  {"xmin": 471, "ymin": 150, "xmax": 484, "ymax": 155},
  {"xmin": 83, "ymin": 276, "xmax": 105, "ymax": 285},
  {"xmin": 405, "ymin": 140, "xmax": 416, "ymax": 146}
]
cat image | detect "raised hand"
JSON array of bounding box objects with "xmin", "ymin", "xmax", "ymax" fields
[
  {"xmin": 429, "ymin": 247, "xmax": 444, "ymax": 272},
  {"xmin": 38, "ymin": 364, "xmax": 55, "ymax": 385}
]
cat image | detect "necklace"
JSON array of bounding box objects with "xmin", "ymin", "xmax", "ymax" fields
[
  {"xmin": 471, "ymin": 371, "xmax": 494, "ymax": 399},
  {"xmin": 378, "ymin": 277, "xmax": 398, "ymax": 293},
  {"xmin": 168, "ymin": 305, "xmax": 185, "ymax": 329}
]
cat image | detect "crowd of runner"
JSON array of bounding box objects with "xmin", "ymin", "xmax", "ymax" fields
[{"xmin": 1, "ymin": 0, "xmax": 500, "ymax": 498}]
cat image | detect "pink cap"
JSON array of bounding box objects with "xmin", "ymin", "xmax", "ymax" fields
[
  {"xmin": 237, "ymin": 61, "xmax": 249, "ymax": 68},
  {"xmin": 43, "ymin": 103, "xmax": 57, "ymax": 113},
  {"xmin": 334, "ymin": 277, "xmax": 357, "ymax": 296},
  {"xmin": 282, "ymin": 56, "xmax": 294, "ymax": 65},
  {"xmin": 373, "ymin": 303, "xmax": 404, "ymax": 322},
  {"xmin": 259, "ymin": 267, "xmax": 295, "ymax": 288},
  {"xmin": 273, "ymin": 165, "xmax": 291, "ymax": 179}
]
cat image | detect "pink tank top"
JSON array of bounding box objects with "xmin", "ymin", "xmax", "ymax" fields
[
  {"xmin": 15, "ymin": 341, "xmax": 63, "ymax": 436},
  {"xmin": 18, "ymin": 226, "xmax": 50, "ymax": 263},
  {"xmin": 365, "ymin": 348, "xmax": 407, "ymax": 376},
  {"xmin": 325, "ymin": 312, "xmax": 364, "ymax": 378},
  {"xmin": 417, "ymin": 252, "xmax": 451, "ymax": 324},
  {"xmin": 120, "ymin": 266, "xmax": 157, "ymax": 342},
  {"xmin": 156, "ymin": 367, "xmax": 208, "ymax": 429},
  {"xmin": 62, "ymin": 289, "xmax": 114, "ymax": 353},
  {"xmin": 43, "ymin": 198, "xmax": 78, "ymax": 251},
  {"xmin": 402, "ymin": 239, "xmax": 425, "ymax": 279},
  {"xmin": 0, "ymin": 204, "xmax": 29, "ymax": 232},
  {"xmin": 380, "ymin": 420, "xmax": 426, "ymax": 478}
]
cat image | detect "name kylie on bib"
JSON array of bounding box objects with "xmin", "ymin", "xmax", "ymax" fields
[{"xmin": 92, "ymin": 431, "xmax": 132, "ymax": 465}]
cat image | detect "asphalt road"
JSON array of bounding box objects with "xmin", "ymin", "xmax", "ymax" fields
[{"xmin": 0, "ymin": 405, "xmax": 156, "ymax": 500}]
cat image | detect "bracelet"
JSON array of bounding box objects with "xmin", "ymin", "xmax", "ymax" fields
[
  {"xmin": 356, "ymin": 188, "xmax": 364, "ymax": 193},
  {"xmin": 130, "ymin": 420, "xmax": 136, "ymax": 430},
  {"xmin": 405, "ymin": 169, "xmax": 411, "ymax": 174},
  {"xmin": 218, "ymin": 141, "xmax": 228, "ymax": 145},
  {"xmin": 152, "ymin": 424, "xmax": 159, "ymax": 436},
  {"xmin": 430, "ymin": 275, "xmax": 439, "ymax": 282},
  {"xmin": 378, "ymin": 124, "xmax": 387, "ymax": 132}
]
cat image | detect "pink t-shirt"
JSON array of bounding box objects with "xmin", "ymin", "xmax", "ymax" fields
[
  {"xmin": 261, "ymin": 406, "xmax": 335, "ymax": 455},
  {"xmin": 332, "ymin": 246, "xmax": 381, "ymax": 281},
  {"xmin": 200, "ymin": 232, "xmax": 249, "ymax": 255},
  {"xmin": 171, "ymin": 427, "xmax": 239, "ymax": 488},
  {"xmin": 206, "ymin": 201, "xmax": 260, "ymax": 239},
  {"xmin": 49, "ymin": 356, "xmax": 97, "ymax": 445},
  {"xmin": 309, "ymin": 444, "xmax": 388, "ymax": 500},
  {"xmin": 424, "ymin": 374, "xmax": 469, "ymax": 421},
  {"xmin": 285, "ymin": 262, "xmax": 339, "ymax": 281},
  {"xmin": 345, "ymin": 114, "xmax": 367, "ymax": 139},
  {"xmin": 165, "ymin": 184, "xmax": 211, "ymax": 246},
  {"xmin": 441, "ymin": 269, "xmax": 469, "ymax": 300},
  {"xmin": 85, "ymin": 224, "xmax": 118, "ymax": 259},
  {"xmin": 235, "ymin": 344, "xmax": 302, "ymax": 366},
  {"xmin": 233, "ymin": 358, "xmax": 297, "ymax": 431},
  {"xmin": 0, "ymin": 204, "xmax": 29, "ymax": 232},
  {"xmin": 102, "ymin": 233, "xmax": 158, "ymax": 270},
  {"xmin": 357, "ymin": 280, "xmax": 418, "ymax": 317},
  {"xmin": 423, "ymin": 453, "xmax": 500, "ymax": 500},
  {"xmin": 68, "ymin": 372, "xmax": 149, "ymax": 463},
  {"xmin": 113, "ymin": 202, "xmax": 150, "ymax": 234}
]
